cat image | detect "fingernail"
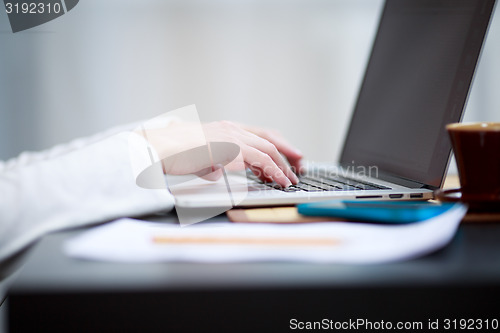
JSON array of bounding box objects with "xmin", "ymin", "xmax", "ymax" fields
[
  {"xmin": 283, "ymin": 179, "xmax": 292, "ymax": 188},
  {"xmin": 291, "ymin": 173, "xmax": 299, "ymax": 185}
]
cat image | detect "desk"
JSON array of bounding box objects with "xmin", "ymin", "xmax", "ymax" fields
[{"xmin": 5, "ymin": 209, "xmax": 500, "ymax": 332}]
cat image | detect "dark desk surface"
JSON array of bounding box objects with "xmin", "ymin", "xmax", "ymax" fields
[{"xmin": 5, "ymin": 212, "xmax": 500, "ymax": 332}]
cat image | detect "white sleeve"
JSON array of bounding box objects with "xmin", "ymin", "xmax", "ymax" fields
[
  {"xmin": 0, "ymin": 122, "xmax": 140, "ymax": 172},
  {"xmin": 0, "ymin": 130, "xmax": 174, "ymax": 261}
]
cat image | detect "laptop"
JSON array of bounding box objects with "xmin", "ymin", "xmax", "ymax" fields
[{"xmin": 172, "ymin": 0, "xmax": 496, "ymax": 209}]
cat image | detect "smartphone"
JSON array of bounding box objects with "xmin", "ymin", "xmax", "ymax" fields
[{"xmin": 297, "ymin": 200, "xmax": 456, "ymax": 224}]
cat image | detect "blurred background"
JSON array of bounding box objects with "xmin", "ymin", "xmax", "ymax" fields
[{"xmin": 0, "ymin": 0, "xmax": 499, "ymax": 167}]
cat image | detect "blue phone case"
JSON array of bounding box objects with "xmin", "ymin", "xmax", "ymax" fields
[{"xmin": 297, "ymin": 200, "xmax": 455, "ymax": 224}]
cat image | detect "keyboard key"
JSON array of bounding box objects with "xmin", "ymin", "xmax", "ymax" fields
[{"xmin": 246, "ymin": 168, "xmax": 391, "ymax": 193}]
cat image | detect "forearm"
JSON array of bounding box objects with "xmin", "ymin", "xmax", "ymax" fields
[{"xmin": 0, "ymin": 131, "xmax": 174, "ymax": 261}]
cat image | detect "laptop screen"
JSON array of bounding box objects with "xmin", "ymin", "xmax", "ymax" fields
[{"xmin": 340, "ymin": 0, "xmax": 495, "ymax": 189}]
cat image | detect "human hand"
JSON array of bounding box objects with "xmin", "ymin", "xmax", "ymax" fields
[
  {"xmin": 139, "ymin": 120, "xmax": 302, "ymax": 187},
  {"xmin": 239, "ymin": 123, "xmax": 303, "ymax": 175}
]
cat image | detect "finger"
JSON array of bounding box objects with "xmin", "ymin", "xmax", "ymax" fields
[
  {"xmin": 246, "ymin": 162, "xmax": 273, "ymax": 183},
  {"xmin": 204, "ymin": 121, "xmax": 297, "ymax": 185},
  {"xmin": 242, "ymin": 146, "xmax": 292, "ymax": 187},
  {"xmin": 242, "ymin": 126, "xmax": 303, "ymax": 173},
  {"xmin": 237, "ymin": 130, "xmax": 299, "ymax": 184},
  {"xmin": 258, "ymin": 133, "xmax": 303, "ymax": 171},
  {"xmin": 286, "ymin": 155, "xmax": 304, "ymax": 175}
]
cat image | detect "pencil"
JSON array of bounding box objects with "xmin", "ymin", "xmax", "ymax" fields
[{"xmin": 152, "ymin": 236, "xmax": 339, "ymax": 246}]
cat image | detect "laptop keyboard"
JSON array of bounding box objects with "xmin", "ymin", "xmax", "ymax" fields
[{"xmin": 247, "ymin": 171, "xmax": 391, "ymax": 192}]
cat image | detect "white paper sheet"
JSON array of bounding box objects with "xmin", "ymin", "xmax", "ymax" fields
[{"xmin": 64, "ymin": 204, "xmax": 466, "ymax": 264}]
